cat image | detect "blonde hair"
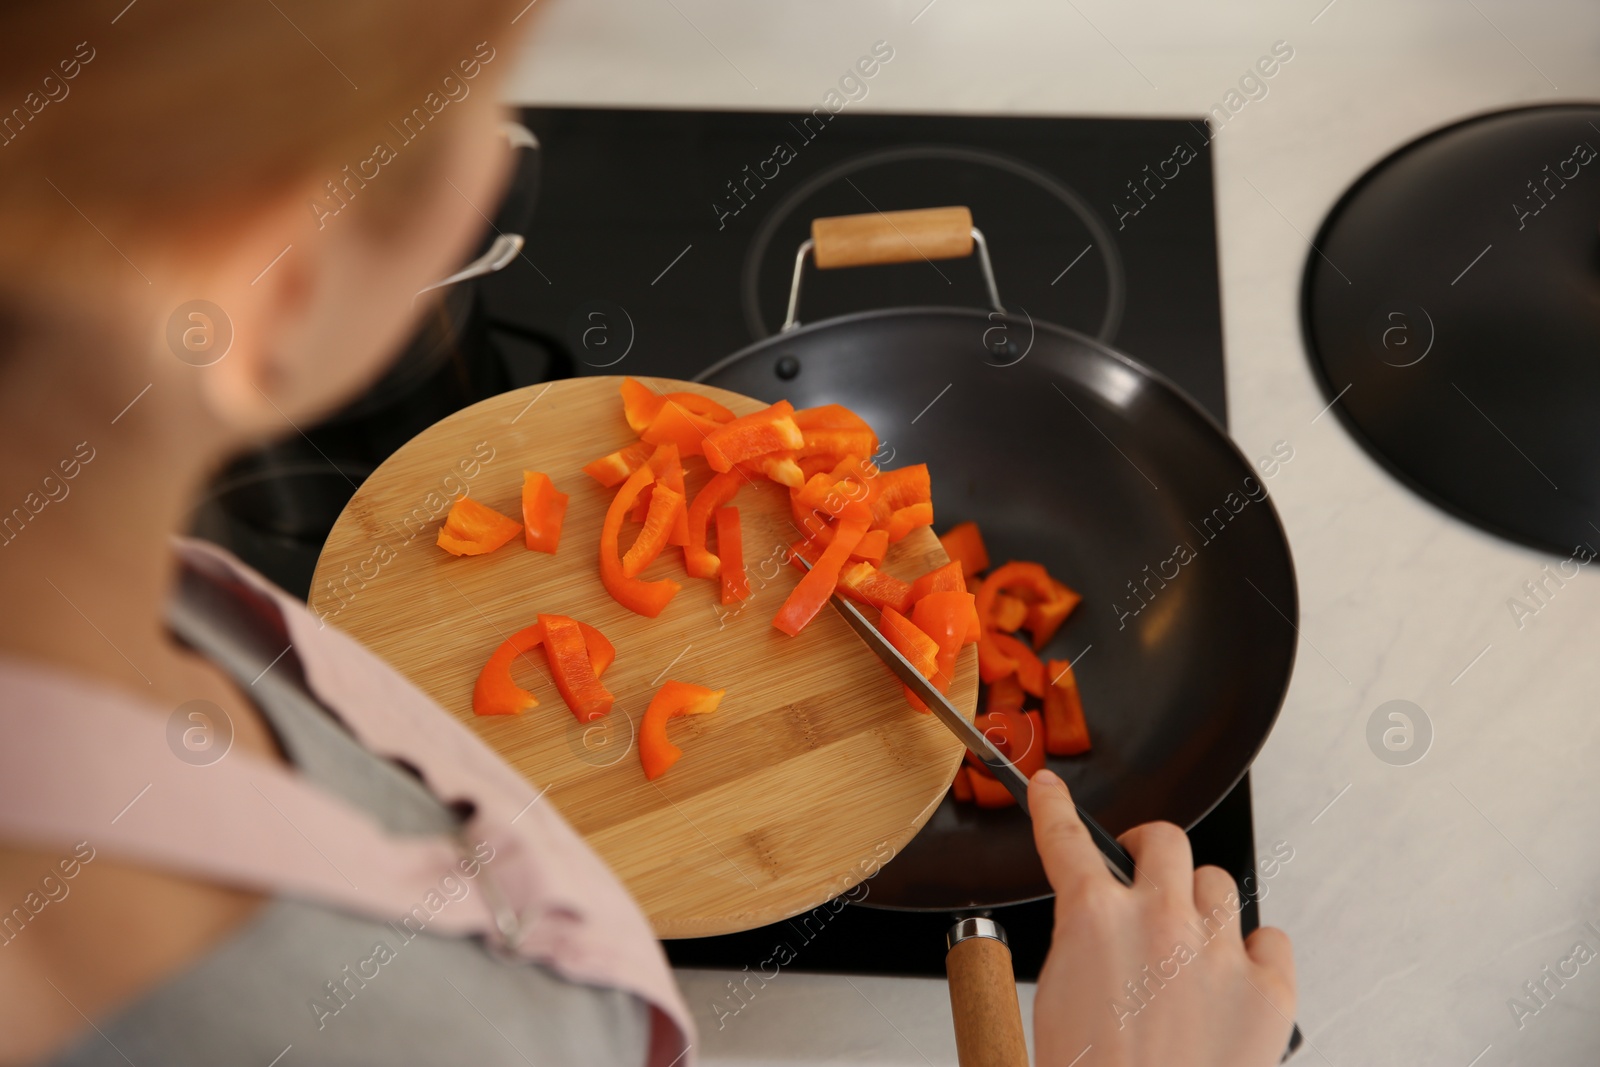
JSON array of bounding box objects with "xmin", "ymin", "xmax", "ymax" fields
[{"xmin": 0, "ymin": 1, "xmax": 525, "ymax": 289}]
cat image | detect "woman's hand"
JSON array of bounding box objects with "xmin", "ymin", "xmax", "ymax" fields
[{"xmin": 1029, "ymin": 770, "xmax": 1295, "ymax": 1066}]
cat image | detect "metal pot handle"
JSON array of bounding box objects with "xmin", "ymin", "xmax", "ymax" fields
[
  {"xmin": 415, "ymin": 121, "xmax": 540, "ymax": 299},
  {"xmin": 781, "ymin": 205, "xmax": 1006, "ymax": 331}
]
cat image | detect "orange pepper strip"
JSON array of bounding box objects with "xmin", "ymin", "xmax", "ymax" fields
[
  {"xmin": 938, "ymin": 521, "xmax": 990, "ymax": 579},
  {"xmin": 1026, "ymin": 577, "xmax": 1082, "ymax": 650},
  {"xmin": 885, "ymin": 501, "xmax": 935, "ymax": 543},
  {"xmin": 437, "ymin": 496, "xmax": 522, "ymax": 556},
  {"xmin": 985, "ymin": 673, "xmax": 1026, "ymax": 716},
  {"xmin": 873, "ymin": 464, "xmax": 932, "ymax": 516},
  {"xmin": 951, "ymin": 766, "xmax": 975, "ymax": 803},
  {"xmin": 600, "ymin": 465, "xmax": 681, "ymax": 617},
  {"xmin": 797, "ymin": 454, "xmax": 842, "ymax": 480},
  {"xmin": 704, "ymin": 401, "xmax": 804, "ymax": 472},
  {"xmin": 716, "ymin": 506, "xmax": 749, "ymax": 604},
  {"xmin": 968, "ymin": 770, "xmax": 1019, "ymax": 808},
  {"xmin": 912, "ymin": 590, "xmax": 974, "ymax": 689},
  {"xmin": 641, "ymin": 400, "xmax": 725, "ymax": 458},
  {"xmin": 538, "ymin": 613, "xmax": 615, "ymax": 723},
  {"xmin": 643, "ymin": 442, "xmax": 690, "ymax": 547},
  {"xmin": 796, "ymin": 428, "xmax": 878, "ymax": 460},
  {"xmin": 991, "ymin": 593, "xmax": 1029, "ymax": 633},
  {"xmin": 877, "ymin": 604, "xmax": 942, "ymax": 712},
  {"xmin": 990, "ymin": 631, "xmax": 1045, "ymax": 697},
  {"xmin": 965, "ymin": 707, "xmax": 1028, "ymax": 771},
  {"xmin": 794, "ymin": 402, "xmax": 879, "ymax": 449},
  {"xmin": 839, "ymin": 560, "xmax": 915, "ymax": 615},
  {"xmin": 582, "ymin": 441, "xmax": 654, "ymax": 488},
  {"xmin": 621, "ymin": 486, "xmax": 684, "ymax": 578},
  {"xmin": 773, "ymin": 501, "xmax": 870, "ymax": 636},
  {"xmin": 685, "ymin": 470, "xmax": 743, "ymax": 579},
  {"xmin": 1043, "ymin": 658, "xmax": 1091, "ymax": 755},
  {"xmin": 521, "ymin": 472, "xmax": 569, "ymax": 554},
  {"xmin": 620, "ymin": 377, "xmax": 664, "ymax": 433},
  {"xmin": 910, "ymin": 560, "xmax": 966, "ymax": 602},
  {"xmin": 471, "ymin": 621, "xmax": 613, "ymax": 717},
  {"xmin": 738, "ymin": 454, "xmax": 806, "ymax": 488},
  {"xmin": 639, "ymin": 680, "xmax": 725, "ymax": 780}
]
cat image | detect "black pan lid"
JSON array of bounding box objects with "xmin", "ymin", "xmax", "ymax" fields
[{"xmin": 1303, "ymin": 103, "xmax": 1600, "ymax": 556}]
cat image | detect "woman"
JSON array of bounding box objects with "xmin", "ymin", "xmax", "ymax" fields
[{"xmin": 0, "ymin": 2, "xmax": 1295, "ymax": 1064}]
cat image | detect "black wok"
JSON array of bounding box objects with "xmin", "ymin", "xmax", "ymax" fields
[{"xmin": 698, "ymin": 207, "xmax": 1299, "ymax": 913}]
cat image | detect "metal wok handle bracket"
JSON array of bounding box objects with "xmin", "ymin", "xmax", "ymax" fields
[{"xmin": 781, "ymin": 205, "xmax": 1005, "ymax": 331}]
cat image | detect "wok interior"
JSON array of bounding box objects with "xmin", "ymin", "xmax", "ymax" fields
[{"xmin": 699, "ymin": 309, "xmax": 1297, "ymax": 910}]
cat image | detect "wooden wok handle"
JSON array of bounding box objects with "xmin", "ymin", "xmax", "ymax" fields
[
  {"xmin": 946, "ymin": 918, "xmax": 1028, "ymax": 1067},
  {"xmin": 811, "ymin": 206, "xmax": 973, "ymax": 269}
]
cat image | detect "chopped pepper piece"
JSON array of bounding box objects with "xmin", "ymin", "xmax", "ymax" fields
[
  {"xmin": 520, "ymin": 471, "xmax": 568, "ymax": 554},
  {"xmin": 774, "ymin": 501, "xmax": 870, "ymax": 636},
  {"xmin": 793, "ymin": 403, "xmax": 880, "ymax": 455},
  {"xmin": 537, "ymin": 614, "xmax": 615, "ymax": 722},
  {"xmin": 600, "ymin": 464, "xmax": 681, "ymax": 617},
  {"xmin": 877, "ymin": 604, "xmax": 942, "ymax": 712},
  {"xmin": 838, "ymin": 560, "xmax": 915, "ymax": 615},
  {"xmin": 716, "ymin": 506, "xmax": 749, "ymax": 604},
  {"xmin": 644, "ymin": 442, "xmax": 691, "ymax": 547},
  {"xmin": 1025, "ymin": 577, "xmax": 1082, "ymax": 650},
  {"xmin": 951, "ymin": 766, "xmax": 975, "ymax": 803},
  {"xmin": 872, "ymin": 464, "xmax": 932, "ymax": 520},
  {"xmin": 437, "ymin": 496, "xmax": 522, "ymax": 556},
  {"xmin": 911, "ymin": 590, "xmax": 975, "ymax": 689},
  {"xmin": 641, "ymin": 400, "xmax": 726, "ymax": 458},
  {"xmin": 685, "ymin": 470, "xmax": 742, "ymax": 579},
  {"xmin": 884, "ymin": 501, "xmax": 935, "ymax": 543},
  {"xmin": 582, "ymin": 441, "xmax": 654, "ymax": 488},
  {"xmin": 704, "ymin": 401, "xmax": 803, "ymax": 472},
  {"xmin": 938, "ymin": 521, "xmax": 990, "ymax": 579},
  {"xmin": 621, "ymin": 485, "xmax": 684, "ymax": 578},
  {"xmin": 1043, "ymin": 658, "xmax": 1091, "ymax": 755},
  {"xmin": 990, "ymin": 593, "xmax": 1029, "ymax": 633},
  {"xmin": 985, "ymin": 673, "xmax": 1026, "ymax": 716},
  {"xmin": 471, "ymin": 620, "xmax": 613, "ymax": 717},
  {"xmin": 989, "ymin": 631, "xmax": 1045, "ymax": 697},
  {"xmin": 639, "ymin": 680, "xmax": 725, "ymax": 780}
]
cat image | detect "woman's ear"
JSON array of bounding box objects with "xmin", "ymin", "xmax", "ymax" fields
[{"xmin": 178, "ymin": 192, "xmax": 323, "ymax": 436}]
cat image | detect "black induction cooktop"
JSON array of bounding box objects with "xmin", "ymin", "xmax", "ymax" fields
[{"xmin": 473, "ymin": 105, "xmax": 1266, "ymax": 981}]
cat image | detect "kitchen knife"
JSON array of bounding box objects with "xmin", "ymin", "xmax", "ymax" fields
[{"xmin": 806, "ymin": 563, "xmax": 1136, "ymax": 887}]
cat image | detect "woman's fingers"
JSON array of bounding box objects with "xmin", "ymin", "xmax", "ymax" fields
[
  {"xmin": 1117, "ymin": 821, "xmax": 1193, "ymax": 901},
  {"xmin": 1029, "ymin": 770, "xmax": 1114, "ymax": 895},
  {"xmin": 1245, "ymin": 926, "xmax": 1297, "ymax": 1000},
  {"xmin": 1191, "ymin": 865, "xmax": 1245, "ymax": 942}
]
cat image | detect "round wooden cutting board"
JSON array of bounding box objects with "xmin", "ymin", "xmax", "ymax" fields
[{"xmin": 310, "ymin": 376, "xmax": 977, "ymax": 937}]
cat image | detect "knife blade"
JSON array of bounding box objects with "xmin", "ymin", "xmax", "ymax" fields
[{"xmin": 801, "ymin": 560, "xmax": 1136, "ymax": 887}]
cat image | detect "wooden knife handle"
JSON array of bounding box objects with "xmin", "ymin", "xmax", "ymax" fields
[
  {"xmin": 811, "ymin": 206, "xmax": 974, "ymax": 269},
  {"xmin": 946, "ymin": 917, "xmax": 1029, "ymax": 1067}
]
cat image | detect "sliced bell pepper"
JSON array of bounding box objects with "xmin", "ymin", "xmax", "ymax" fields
[
  {"xmin": 1043, "ymin": 658, "xmax": 1091, "ymax": 755},
  {"xmin": 773, "ymin": 501, "xmax": 870, "ymax": 636},
  {"xmin": 793, "ymin": 402, "xmax": 879, "ymax": 451},
  {"xmin": 797, "ymin": 428, "xmax": 878, "ymax": 460},
  {"xmin": 1025, "ymin": 577, "xmax": 1082, "ymax": 650},
  {"xmin": 582, "ymin": 440, "xmax": 654, "ymax": 488},
  {"xmin": 472, "ymin": 620, "xmax": 613, "ymax": 717},
  {"xmin": 521, "ymin": 471, "xmax": 568, "ymax": 554},
  {"xmin": 838, "ymin": 560, "xmax": 915, "ymax": 615},
  {"xmin": 877, "ymin": 604, "xmax": 942, "ymax": 712},
  {"xmin": 951, "ymin": 766, "xmax": 975, "ymax": 803},
  {"xmin": 536, "ymin": 614, "xmax": 615, "ymax": 722},
  {"xmin": 645, "ymin": 442, "xmax": 690, "ymax": 547},
  {"xmin": 990, "ymin": 631, "xmax": 1045, "ymax": 697},
  {"xmin": 796, "ymin": 521, "xmax": 890, "ymax": 566},
  {"xmin": 938, "ymin": 521, "xmax": 990, "ymax": 580},
  {"xmin": 911, "ymin": 590, "xmax": 974, "ymax": 688},
  {"xmin": 600, "ymin": 464, "xmax": 680, "ymax": 617},
  {"xmin": 884, "ymin": 501, "xmax": 935, "ymax": 543},
  {"xmin": 990, "ymin": 593, "xmax": 1029, "ymax": 633},
  {"xmin": 797, "ymin": 453, "xmax": 843, "ymax": 480},
  {"xmin": 910, "ymin": 560, "xmax": 966, "ymax": 602},
  {"xmin": 621, "ymin": 485, "xmax": 684, "ymax": 578},
  {"xmin": 641, "ymin": 400, "xmax": 726, "ymax": 458},
  {"xmin": 739, "ymin": 454, "xmax": 805, "ymax": 487},
  {"xmin": 437, "ymin": 496, "xmax": 522, "ymax": 556},
  {"xmin": 685, "ymin": 470, "xmax": 742, "ymax": 579},
  {"xmin": 968, "ymin": 769, "xmax": 1019, "ymax": 808},
  {"xmin": 716, "ymin": 506, "xmax": 749, "ymax": 604},
  {"xmin": 795, "ymin": 455, "xmax": 880, "ymax": 513},
  {"xmin": 620, "ymin": 376, "xmax": 663, "ymax": 434},
  {"xmin": 639, "ymin": 679, "xmax": 725, "ymax": 780},
  {"xmin": 976, "ymin": 631, "xmax": 1019, "ymax": 684},
  {"xmin": 966, "ymin": 707, "xmax": 1031, "ymax": 772},
  {"xmin": 985, "ymin": 673, "xmax": 1026, "ymax": 716},
  {"xmin": 873, "ymin": 464, "xmax": 932, "ymax": 518},
  {"xmin": 704, "ymin": 401, "xmax": 803, "ymax": 472}
]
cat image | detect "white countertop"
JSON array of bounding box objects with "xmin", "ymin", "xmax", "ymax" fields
[{"xmin": 506, "ymin": 2, "xmax": 1600, "ymax": 1063}]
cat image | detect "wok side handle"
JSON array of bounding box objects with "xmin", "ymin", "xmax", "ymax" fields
[
  {"xmin": 946, "ymin": 918, "xmax": 1029, "ymax": 1067},
  {"xmin": 783, "ymin": 206, "xmax": 1005, "ymax": 330},
  {"xmin": 812, "ymin": 206, "xmax": 974, "ymax": 268}
]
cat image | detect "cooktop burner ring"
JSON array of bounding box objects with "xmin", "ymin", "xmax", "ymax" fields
[{"xmin": 740, "ymin": 143, "xmax": 1127, "ymax": 343}]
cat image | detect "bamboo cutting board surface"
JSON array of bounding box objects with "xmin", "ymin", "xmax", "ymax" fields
[{"xmin": 310, "ymin": 376, "xmax": 977, "ymax": 937}]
